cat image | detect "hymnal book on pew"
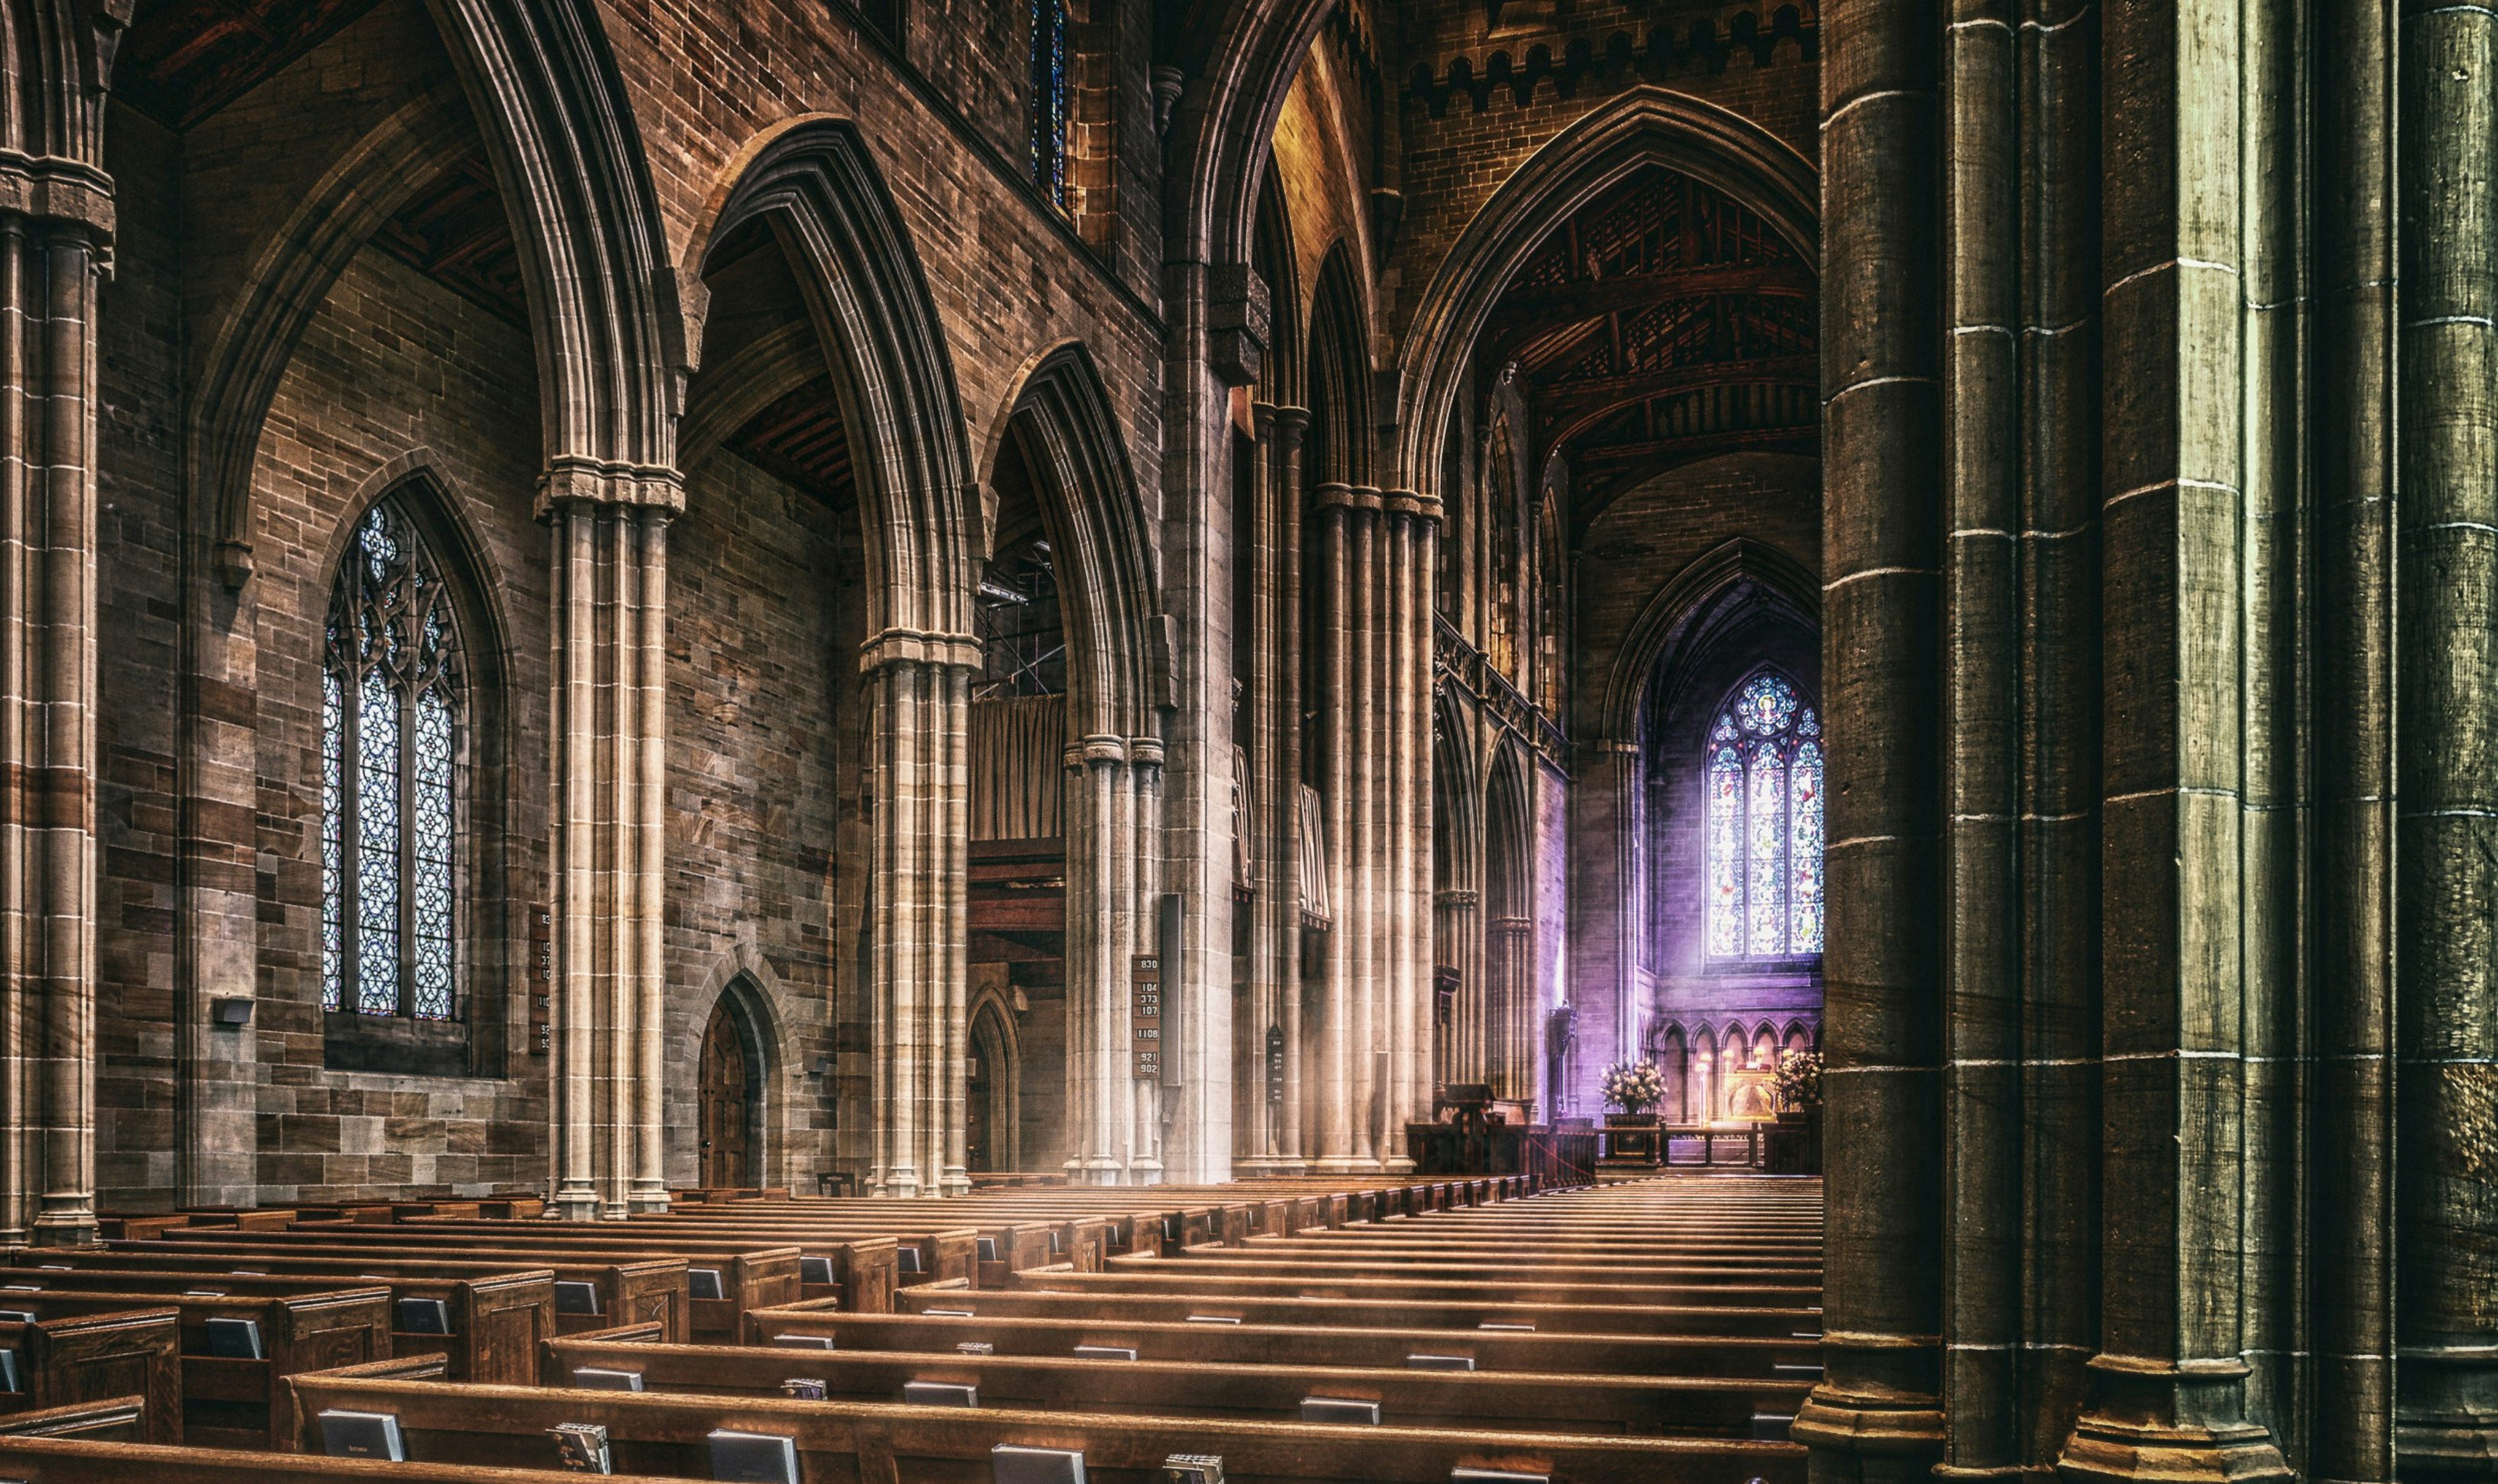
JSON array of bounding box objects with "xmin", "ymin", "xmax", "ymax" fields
[
  {"xmin": 570, "ymin": 1367, "xmax": 644, "ymax": 1391},
  {"xmin": 548, "ymin": 1421, "xmax": 612, "ymax": 1474},
  {"xmin": 182, "ymin": 1288, "xmax": 226, "ymax": 1298},
  {"xmin": 688, "ymin": 1268, "xmax": 726, "ymax": 1301},
  {"xmin": 0, "ymin": 1286, "xmax": 37, "ymax": 1293},
  {"xmin": 1407, "ymin": 1353, "xmax": 1473, "ymax": 1372},
  {"xmin": 1161, "ymin": 1455, "xmax": 1224, "ymax": 1484},
  {"xmin": 779, "ymin": 1378, "xmax": 828, "ymax": 1399},
  {"xmin": 206, "ymin": 1315, "xmax": 264, "ymax": 1359},
  {"xmin": 991, "ymin": 1443, "xmax": 1086, "ymax": 1484},
  {"xmin": 0, "ymin": 1312, "xmax": 32, "ymax": 1326},
  {"xmin": 707, "ymin": 1428, "xmax": 799, "ymax": 1483},
  {"xmin": 772, "ymin": 1334, "xmax": 836, "ymax": 1349},
  {"xmin": 398, "ymin": 1297, "xmax": 452, "ymax": 1334},
  {"xmin": 798, "ymin": 1256, "xmax": 836, "ymax": 1285},
  {"xmin": 897, "ymin": 1247, "xmax": 925, "ymax": 1274},
  {"xmin": 1450, "ymin": 1471, "xmax": 1547, "ymax": 1484},
  {"xmin": 554, "ymin": 1280, "xmax": 602, "ymax": 1316},
  {"xmin": 318, "ymin": 1409, "xmax": 406, "ymax": 1461},
  {"xmin": 0, "ymin": 1348, "xmax": 21, "ymax": 1393},
  {"xmin": 976, "ymin": 1237, "xmax": 999, "ymax": 1261},
  {"xmin": 903, "ymin": 1379, "xmax": 979, "ymax": 1407},
  {"xmin": 923, "ymin": 1307, "xmax": 974, "ymax": 1318},
  {"xmin": 1298, "ymin": 1396, "xmax": 1381, "ymax": 1424},
  {"xmin": 1477, "ymin": 1321, "xmax": 1534, "ymax": 1331},
  {"xmin": 957, "ymin": 1341, "xmax": 995, "ymax": 1355},
  {"xmin": 1185, "ymin": 1315, "xmax": 1240, "ymax": 1324},
  {"xmin": 1072, "ymin": 1345, "xmax": 1135, "ymax": 1361}
]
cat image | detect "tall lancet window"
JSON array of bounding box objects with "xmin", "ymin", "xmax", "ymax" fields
[
  {"xmin": 1704, "ymin": 672, "xmax": 1823, "ymax": 959},
  {"xmin": 323, "ymin": 500, "xmax": 463, "ymax": 1019},
  {"xmin": 1028, "ymin": 0, "xmax": 1071, "ymax": 210}
]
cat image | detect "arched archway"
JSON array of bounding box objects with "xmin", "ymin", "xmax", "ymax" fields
[
  {"xmin": 965, "ymin": 996, "xmax": 1020, "ymax": 1175},
  {"xmin": 690, "ymin": 117, "xmax": 981, "ymax": 1198},
  {"xmin": 967, "ymin": 343, "xmax": 1164, "ymax": 1185}
]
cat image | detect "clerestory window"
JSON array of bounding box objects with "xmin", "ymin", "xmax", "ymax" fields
[{"xmin": 1704, "ymin": 671, "xmax": 1824, "ymax": 960}]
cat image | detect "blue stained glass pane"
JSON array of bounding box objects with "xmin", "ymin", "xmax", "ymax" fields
[
  {"xmin": 1029, "ymin": 0, "xmax": 1069, "ymax": 208},
  {"xmin": 1706, "ymin": 744, "xmax": 1744, "ymax": 956},
  {"xmin": 356, "ymin": 673, "xmax": 400, "ymax": 1015},
  {"xmin": 321, "ymin": 669, "xmax": 345, "ymax": 1012},
  {"xmin": 1790, "ymin": 739, "xmax": 1825, "ymax": 952},
  {"xmin": 1746, "ymin": 740, "xmax": 1787, "ymax": 954},
  {"xmin": 412, "ymin": 691, "xmax": 454, "ymax": 1019},
  {"xmin": 1734, "ymin": 674, "xmax": 1800, "ymax": 736}
]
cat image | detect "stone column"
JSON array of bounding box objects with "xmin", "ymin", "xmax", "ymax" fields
[
  {"xmin": 1348, "ymin": 489, "xmax": 1378, "ymax": 1168},
  {"xmin": 1435, "ymin": 886, "xmax": 1481, "ymax": 1083},
  {"xmin": 1410, "ymin": 498, "xmax": 1441, "ymax": 1126},
  {"xmin": 544, "ymin": 494, "xmax": 672, "ymax": 1219},
  {"xmin": 1239, "ymin": 404, "xmax": 1307, "ymax": 1174},
  {"xmin": 1568, "ymin": 739, "xmax": 1641, "ymax": 1107},
  {"xmin": 1311, "ymin": 483, "xmax": 1356, "ymax": 1170},
  {"xmin": 1791, "ymin": 0, "xmax": 1946, "ymax": 1464},
  {"xmin": 2396, "ymin": 2, "xmax": 2498, "ymax": 1468},
  {"xmin": 861, "ymin": 639, "xmax": 975, "ymax": 1198},
  {"xmin": 2054, "ymin": 5, "xmax": 2292, "ymax": 1477},
  {"xmin": 2313, "ymin": 4, "xmax": 2397, "ymax": 1480},
  {"xmin": 0, "ymin": 202, "xmax": 107, "ymax": 1246},
  {"xmin": 1486, "ymin": 916, "xmax": 1534, "ymax": 1105},
  {"xmin": 1381, "ymin": 497, "xmax": 1416, "ymax": 1170}
]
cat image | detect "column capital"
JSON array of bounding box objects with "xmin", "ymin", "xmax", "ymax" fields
[
  {"xmin": 535, "ymin": 457, "xmax": 685, "ymax": 519},
  {"xmin": 1265, "ymin": 403, "xmax": 1311, "ymax": 442},
  {"xmin": 0, "ymin": 153, "xmax": 114, "ymax": 242},
  {"xmin": 1385, "ymin": 488, "xmax": 1443, "ymax": 524},
  {"xmin": 858, "ymin": 628, "xmax": 982, "ymax": 674},
  {"xmin": 1064, "ymin": 734, "xmax": 1129, "ymax": 769}
]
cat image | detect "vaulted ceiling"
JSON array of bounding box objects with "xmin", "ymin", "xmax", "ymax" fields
[
  {"xmin": 117, "ymin": 0, "xmax": 386, "ymax": 129},
  {"xmin": 1486, "ymin": 166, "xmax": 1817, "ymax": 531},
  {"xmin": 371, "ymin": 148, "xmax": 529, "ymax": 326}
]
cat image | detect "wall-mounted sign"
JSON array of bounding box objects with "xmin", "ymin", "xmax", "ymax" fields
[
  {"xmin": 1266, "ymin": 1023, "xmax": 1285, "ymax": 1104},
  {"xmin": 529, "ymin": 904, "xmax": 552, "ymax": 1056},
  {"xmin": 1131, "ymin": 955, "xmax": 1161, "ymax": 1080}
]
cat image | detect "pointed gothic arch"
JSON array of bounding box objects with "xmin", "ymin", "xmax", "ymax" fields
[{"xmin": 1390, "ymin": 87, "xmax": 1818, "ymax": 499}]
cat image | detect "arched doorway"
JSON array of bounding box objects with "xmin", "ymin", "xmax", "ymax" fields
[
  {"xmin": 966, "ymin": 999, "xmax": 1018, "ymax": 1174},
  {"xmin": 697, "ymin": 996, "xmax": 764, "ymax": 1190}
]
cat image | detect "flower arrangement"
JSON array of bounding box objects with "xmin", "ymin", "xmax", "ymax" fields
[
  {"xmin": 1600, "ymin": 1059, "xmax": 1666, "ymax": 1115},
  {"xmin": 1775, "ymin": 1049, "xmax": 1824, "ymax": 1112}
]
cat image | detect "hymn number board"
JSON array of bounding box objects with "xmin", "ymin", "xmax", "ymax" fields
[{"xmin": 1131, "ymin": 955, "xmax": 1161, "ymax": 1080}]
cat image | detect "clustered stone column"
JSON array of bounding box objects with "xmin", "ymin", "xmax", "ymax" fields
[
  {"xmin": 1484, "ymin": 916, "xmax": 1535, "ymax": 1105},
  {"xmin": 544, "ymin": 489, "xmax": 673, "ymax": 1220},
  {"xmin": 1434, "ymin": 885, "xmax": 1482, "ymax": 1085},
  {"xmin": 862, "ymin": 636, "xmax": 975, "ymax": 1199},
  {"xmin": 1807, "ymin": 0, "xmax": 2498, "ymax": 1475},
  {"xmin": 1237, "ymin": 402, "xmax": 1305, "ymax": 1173},
  {"xmin": 1061, "ymin": 731, "xmax": 1162, "ymax": 1183},
  {"xmin": 0, "ymin": 172, "xmax": 110, "ymax": 1247}
]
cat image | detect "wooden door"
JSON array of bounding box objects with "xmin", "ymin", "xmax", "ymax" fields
[
  {"xmin": 698, "ymin": 1000, "xmax": 753, "ymax": 1188},
  {"xmin": 965, "ymin": 1036, "xmax": 993, "ymax": 1172}
]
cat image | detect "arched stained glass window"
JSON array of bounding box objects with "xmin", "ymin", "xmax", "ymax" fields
[
  {"xmin": 323, "ymin": 500, "xmax": 463, "ymax": 1019},
  {"xmin": 1703, "ymin": 672, "xmax": 1823, "ymax": 959}
]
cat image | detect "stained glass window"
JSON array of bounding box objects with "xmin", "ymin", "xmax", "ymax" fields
[
  {"xmin": 321, "ymin": 499, "xmax": 463, "ymax": 1018},
  {"xmin": 1702, "ymin": 672, "xmax": 1823, "ymax": 958},
  {"xmin": 1028, "ymin": 0, "xmax": 1070, "ymax": 212}
]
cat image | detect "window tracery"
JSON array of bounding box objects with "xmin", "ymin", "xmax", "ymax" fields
[
  {"xmin": 322, "ymin": 499, "xmax": 463, "ymax": 1019},
  {"xmin": 1028, "ymin": 0, "xmax": 1070, "ymax": 211},
  {"xmin": 1704, "ymin": 671, "xmax": 1823, "ymax": 959}
]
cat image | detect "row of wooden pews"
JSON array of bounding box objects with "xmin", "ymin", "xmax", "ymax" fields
[{"xmin": 0, "ymin": 1172, "xmax": 1822, "ymax": 1483}]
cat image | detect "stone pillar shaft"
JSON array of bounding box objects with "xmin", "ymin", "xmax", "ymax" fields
[
  {"xmin": 1793, "ymin": 0, "xmax": 1947, "ymax": 1467},
  {"xmin": 0, "ymin": 221, "xmax": 101, "ymax": 1246},
  {"xmin": 1240, "ymin": 404, "xmax": 1307, "ymax": 1173},
  {"xmin": 2395, "ymin": 1, "xmax": 2498, "ymax": 1468},
  {"xmin": 545, "ymin": 499, "xmax": 671, "ymax": 1219}
]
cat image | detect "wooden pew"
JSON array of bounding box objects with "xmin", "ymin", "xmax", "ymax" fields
[
  {"xmin": 150, "ymin": 1227, "xmax": 812, "ymax": 1329},
  {"xmin": 285, "ymin": 1369, "xmax": 1807, "ymax": 1483},
  {"xmin": 0, "ymin": 1434, "xmax": 699, "ymax": 1482},
  {"xmin": 0, "ymin": 1275, "xmax": 388, "ymax": 1447},
  {"xmin": 1048, "ymin": 1263, "xmax": 1820, "ymax": 1307},
  {"xmin": 0, "ymin": 1309, "xmax": 180, "ymax": 1445},
  {"xmin": 0, "ymin": 1393, "xmax": 154, "ymax": 1442},
  {"xmin": 542, "ymin": 1334, "xmax": 1810, "ymax": 1438},
  {"xmin": 20, "ymin": 1251, "xmax": 554, "ymax": 1386},
  {"xmin": 739, "ymin": 1304, "xmax": 1824, "ymax": 1380},
  {"xmin": 893, "ymin": 1282, "xmax": 1819, "ymax": 1339}
]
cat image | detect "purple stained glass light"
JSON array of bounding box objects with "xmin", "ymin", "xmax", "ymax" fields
[
  {"xmin": 1746, "ymin": 740, "xmax": 1787, "ymax": 955},
  {"xmin": 1707, "ymin": 744, "xmax": 1744, "ymax": 956},
  {"xmin": 1734, "ymin": 674, "xmax": 1801, "ymax": 736},
  {"xmin": 1790, "ymin": 739, "xmax": 1824, "ymax": 952}
]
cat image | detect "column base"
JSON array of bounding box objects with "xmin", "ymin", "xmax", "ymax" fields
[
  {"xmin": 550, "ymin": 1183, "xmax": 600, "ymax": 1221},
  {"xmin": 1791, "ymin": 1382, "xmax": 1945, "ymax": 1484},
  {"xmin": 2397, "ymin": 1350, "xmax": 2498, "ymax": 1482},
  {"xmin": 2056, "ymin": 1359, "xmax": 2292, "ymax": 1484},
  {"xmin": 1382, "ymin": 1157, "xmax": 1418, "ymax": 1174},
  {"xmin": 1233, "ymin": 1156, "xmax": 1302, "ymax": 1177},
  {"xmin": 1308, "ymin": 1157, "xmax": 1370, "ymax": 1175}
]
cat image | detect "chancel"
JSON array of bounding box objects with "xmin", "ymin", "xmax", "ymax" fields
[{"xmin": 0, "ymin": 0, "xmax": 2469, "ymax": 1480}]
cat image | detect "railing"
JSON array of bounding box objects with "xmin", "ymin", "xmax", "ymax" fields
[{"xmin": 1433, "ymin": 615, "xmax": 1569, "ymax": 769}]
